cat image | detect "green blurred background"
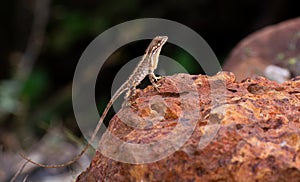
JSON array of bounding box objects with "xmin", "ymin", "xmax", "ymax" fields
[{"xmin": 1, "ymin": 0, "xmax": 300, "ymax": 180}]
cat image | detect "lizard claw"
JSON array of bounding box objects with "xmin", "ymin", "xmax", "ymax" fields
[{"xmin": 152, "ymin": 82, "xmax": 161, "ymax": 93}]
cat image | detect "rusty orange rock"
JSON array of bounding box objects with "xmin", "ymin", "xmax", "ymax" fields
[{"xmin": 77, "ymin": 72, "xmax": 300, "ymax": 182}]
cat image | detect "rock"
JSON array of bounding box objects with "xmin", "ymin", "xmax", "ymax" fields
[
  {"xmin": 223, "ymin": 17, "xmax": 300, "ymax": 82},
  {"xmin": 76, "ymin": 72, "xmax": 300, "ymax": 182},
  {"xmin": 264, "ymin": 65, "xmax": 291, "ymax": 83}
]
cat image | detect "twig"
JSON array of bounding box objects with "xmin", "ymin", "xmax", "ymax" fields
[
  {"xmin": 9, "ymin": 161, "xmax": 29, "ymax": 182},
  {"xmin": 17, "ymin": 0, "xmax": 51, "ymax": 79}
]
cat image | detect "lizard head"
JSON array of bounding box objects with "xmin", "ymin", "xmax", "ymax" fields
[
  {"xmin": 152, "ymin": 36, "xmax": 168, "ymax": 50},
  {"xmin": 147, "ymin": 36, "xmax": 168, "ymax": 54},
  {"xmin": 147, "ymin": 36, "xmax": 168, "ymax": 69}
]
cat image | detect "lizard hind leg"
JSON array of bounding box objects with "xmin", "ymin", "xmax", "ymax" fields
[{"xmin": 123, "ymin": 87, "xmax": 138, "ymax": 109}]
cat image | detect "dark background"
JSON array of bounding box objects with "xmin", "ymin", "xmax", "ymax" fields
[{"xmin": 0, "ymin": 0, "xmax": 299, "ymax": 180}]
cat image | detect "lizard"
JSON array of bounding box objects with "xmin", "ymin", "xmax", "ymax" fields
[{"xmin": 19, "ymin": 35, "xmax": 169, "ymax": 168}]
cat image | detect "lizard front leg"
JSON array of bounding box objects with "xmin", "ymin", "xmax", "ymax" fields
[{"xmin": 149, "ymin": 73, "xmax": 161, "ymax": 93}]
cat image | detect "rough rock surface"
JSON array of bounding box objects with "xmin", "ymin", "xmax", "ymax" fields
[
  {"xmin": 224, "ymin": 17, "xmax": 300, "ymax": 81},
  {"xmin": 77, "ymin": 72, "xmax": 300, "ymax": 182}
]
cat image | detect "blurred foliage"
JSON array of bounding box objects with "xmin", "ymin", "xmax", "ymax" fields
[
  {"xmin": 1, "ymin": 0, "xmax": 300, "ymax": 179},
  {"xmin": 48, "ymin": 10, "xmax": 97, "ymax": 52},
  {"xmin": 0, "ymin": 80, "xmax": 21, "ymax": 117},
  {"xmin": 22, "ymin": 70, "xmax": 49, "ymax": 107},
  {"xmin": 174, "ymin": 50, "xmax": 202, "ymax": 74},
  {"xmin": 0, "ymin": 0, "xmax": 298, "ymax": 138}
]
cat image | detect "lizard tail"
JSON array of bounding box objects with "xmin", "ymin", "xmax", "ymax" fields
[
  {"xmin": 18, "ymin": 143, "xmax": 90, "ymax": 168},
  {"xmin": 18, "ymin": 82, "xmax": 129, "ymax": 168}
]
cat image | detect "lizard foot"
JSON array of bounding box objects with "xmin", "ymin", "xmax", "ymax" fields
[
  {"xmin": 152, "ymin": 82, "xmax": 161, "ymax": 93},
  {"xmin": 153, "ymin": 75, "xmax": 162, "ymax": 82},
  {"xmin": 123, "ymin": 100, "xmax": 138, "ymax": 110}
]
